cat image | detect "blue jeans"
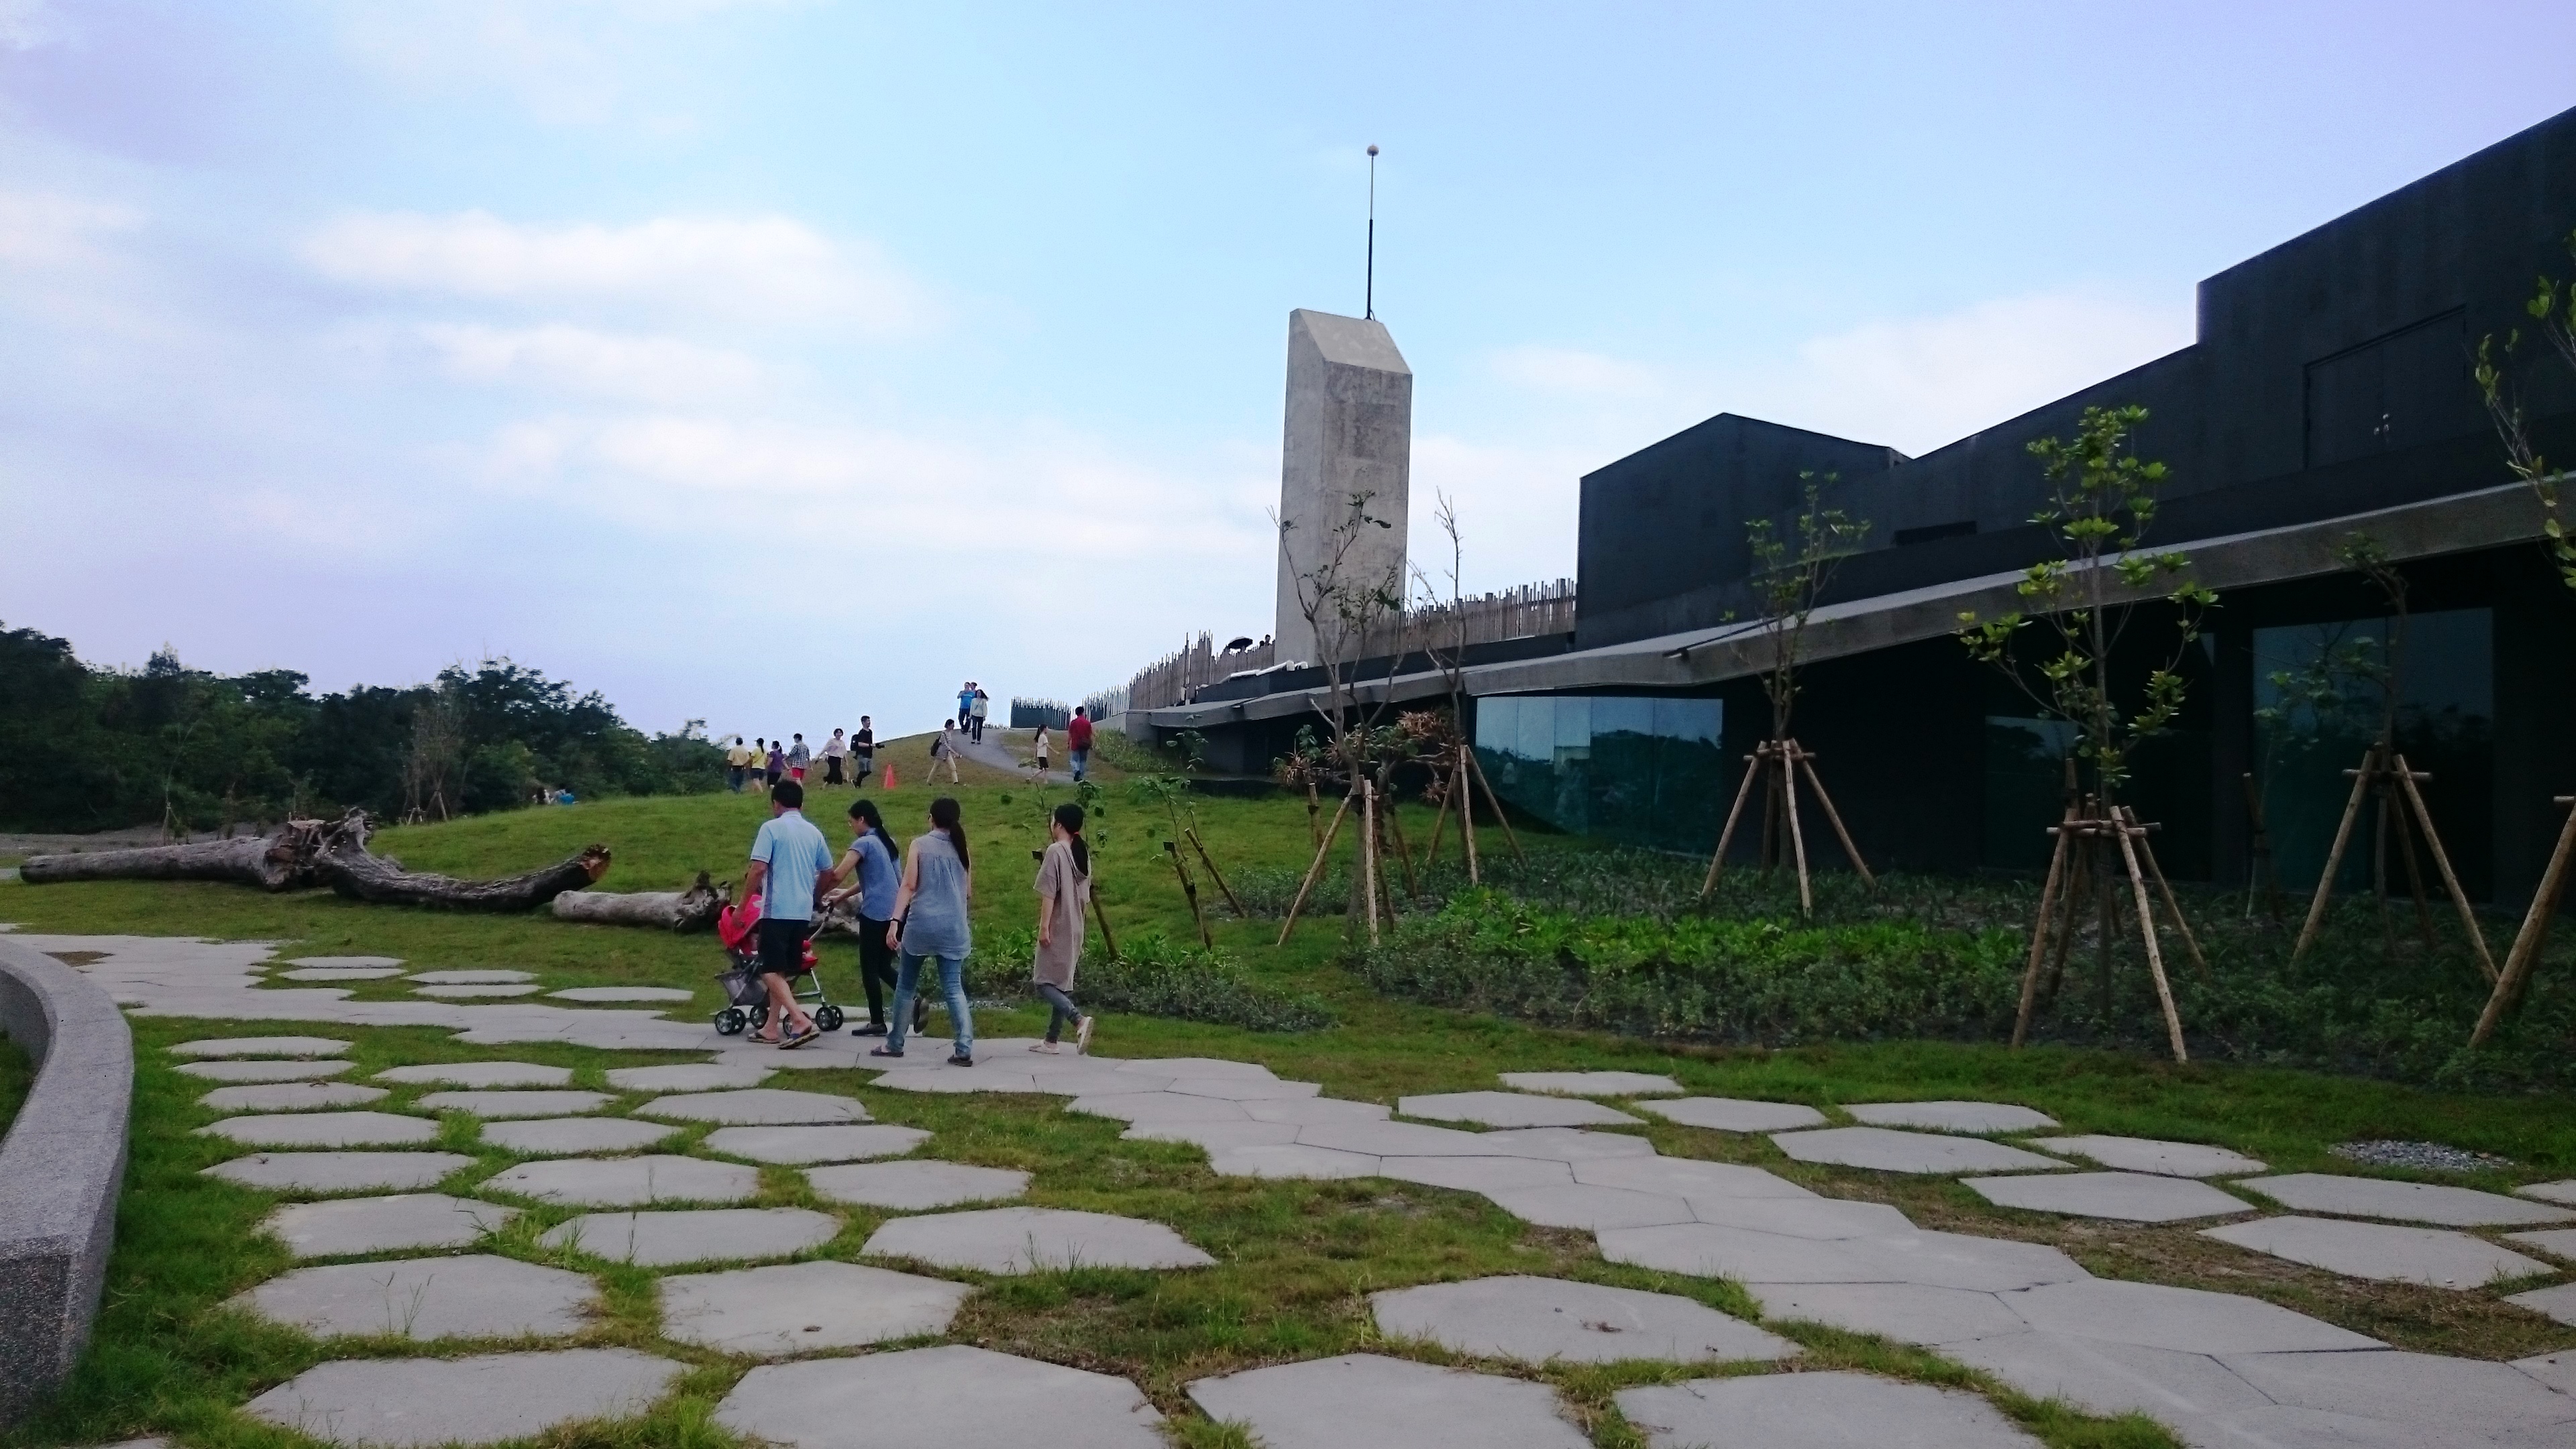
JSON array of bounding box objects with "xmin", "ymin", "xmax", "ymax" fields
[
  {"xmin": 1069, "ymin": 748, "xmax": 1088, "ymax": 782},
  {"xmin": 888, "ymin": 951, "xmax": 973, "ymax": 1056}
]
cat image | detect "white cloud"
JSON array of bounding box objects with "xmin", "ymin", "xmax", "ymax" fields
[
  {"xmin": 329, "ymin": 0, "xmax": 804, "ymax": 125},
  {"xmin": 1489, "ymin": 343, "xmax": 1662, "ymax": 396},
  {"xmin": 421, "ymin": 322, "xmax": 767, "ymax": 403},
  {"xmin": 0, "ymin": 189, "xmax": 142, "ymax": 266},
  {"xmin": 303, "ymin": 210, "xmax": 932, "ymax": 332}
]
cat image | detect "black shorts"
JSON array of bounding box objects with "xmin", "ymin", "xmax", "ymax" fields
[{"xmin": 756, "ymin": 916, "xmax": 810, "ymax": 977}]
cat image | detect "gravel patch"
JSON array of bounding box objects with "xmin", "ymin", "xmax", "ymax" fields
[{"xmin": 2330, "ymin": 1140, "xmax": 2514, "ymax": 1173}]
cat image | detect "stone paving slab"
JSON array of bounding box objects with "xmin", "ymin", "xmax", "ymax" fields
[
  {"xmin": 1876, "ymin": 1231, "xmax": 2094, "ymax": 1293},
  {"xmin": 178, "ymin": 1058, "xmax": 358, "ymax": 1082},
  {"xmin": 1476, "ymin": 1127, "xmax": 1660, "ymax": 1163},
  {"xmin": 1686, "ymin": 1196, "xmax": 1916, "ymax": 1239},
  {"xmin": 661, "ymin": 1260, "xmax": 969, "ymax": 1355},
  {"xmin": 1399, "ymin": 1091, "xmax": 1643, "ymax": 1129},
  {"xmin": 415, "ymin": 1089, "xmax": 614, "ymax": 1118},
  {"xmin": 1069, "ymin": 1092, "xmax": 1253, "ymax": 1124},
  {"xmin": 1164, "ymin": 1077, "xmax": 1324, "ymax": 1101},
  {"xmin": 1483, "ymin": 1183, "xmax": 1697, "ymax": 1231},
  {"xmin": 1844, "ymin": 1101, "xmax": 2059, "ymax": 1134},
  {"xmin": 551, "ymin": 986, "xmax": 696, "ymax": 1002},
  {"xmin": 207, "ymin": 1151, "xmax": 475, "ymax": 1193},
  {"xmin": 236, "ymin": 1254, "xmax": 595, "ymax": 1340},
  {"xmin": 873, "ymin": 1069, "xmax": 1053, "ymax": 1093},
  {"xmin": 2028, "ymin": 1134, "xmax": 2267, "ymax": 1178},
  {"xmin": 1114, "ymin": 1055, "xmax": 1275, "ymax": 1079},
  {"xmin": 480, "ymin": 1155, "xmax": 762, "ymax": 1206},
  {"xmin": 481, "ymin": 1118, "xmax": 682, "ymax": 1156},
  {"xmin": 1947, "ymin": 1330, "xmax": 2271, "ymax": 1424},
  {"xmin": 1998, "ymin": 1278, "xmax": 2380, "ymax": 1352},
  {"xmin": 638, "ymin": 1088, "xmax": 870, "ymax": 1124},
  {"xmin": 2203, "ymin": 1215, "xmax": 2553, "ymax": 1287},
  {"xmin": 172, "ymin": 1036, "xmax": 351, "ymax": 1058},
  {"xmin": 414, "ymin": 984, "xmax": 543, "ymax": 998},
  {"xmin": 1499, "ymin": 1070, "xmax": 1683, "ymax": 1097},
  {"xmin": 1966, "ymin": 1171, "xmax": 2253, "ymax": 1222},
  {"xmin": 2219, "ymin": 1347, "xmax": 2576, "ymax": 1443},
  {"xmin": 2507, "ymin": 1228, "xmax": 2576, "ymax": 1261},
  {"xmin": 280, "ymin": 967, "xmax": 407, "ymax": 981},
  {"xmin": 2516, "ymin": 1349, "xmax": 2576, "ymax": 1395},
  {"xmin": 605, "ymin": 1063, "xmax": 773, "ymax": 1091},
  {"xmin": 201, "ymin": 1082, "xmax": 389, "ymax": 1112},
  {"xmin": 2505, "ymin": 1281, "xmax": 2576, "ymax": 1326},
  {"xmin": 807, "ymin": 1161, "xmax": 1029, "ymax": 1210},
  {"xmin": 1376, "ymin": 1155, "xmax": 1574, "ymax": 1193},
  {"xmin": 1571, "ymin": 1156, "xmax": 1816, "ymax": 1201},
  {"xmin": 1616, "ymin": 1370, "xmax": 2039, "ymax": 1449},
  {"xmin": 865, "ymin": 1207, "xmax": 1214, "ymax": 1272},
  {"xmin": 1122, "ymin": 1120, "xmax": 1304, "ymax": 1150},
  {"xmin": 2237, "ymin": 1173, "xmax": 2575, "ymax": 1226},
  {"xmin": 375, "ymin": 1062, "xmax": 573, "ymax": 1088},
  {"xmin": 702, "ymin": 1124, "xmax": 930, "ymax": 1164},
  {"xmin": 541, "ymin": 1208, "xmax": 840, "ymax": 1265},
  {"xmin": 264, "ymin": 1194, "xmax": 517, "ymax": 1258},
  {"xmin": 283, "ymin": 955, "xmax": 407, "ymax": 969},
  {"xmin": 1241, "ymin": 1096, "xmax": 1392, "ymax": 1125},
  {"xmin": 1208, "ymin": 1144, "xmax": 1385, "ymax": 1179},
  {"xmin": 719, "ymin": 1346, "xmax": 1165, "ymax": 1448},
  {"xmin": 2521, "ymin": 1180, "xmax": 2576, "ymax": 1208},
  {"xmin": 410, "ymin": 970, "xmax": 536, "ymax": 984},
  {"xmin": 1750, "ymin": 1282, "xmax": 2023, "ymax": 1345},
  {"xmin": 1188, "ymin": 1352, "xmax": 1589, "ymax": 1449},
  {"xmin": 202, "ymin": 1112, "xmax": 439, "ymax": 1147},
  {"xmin": 1599, "ymin": 1224, "xmax": 2086, "ymax": 1293},
  {"xmin": 1373, "ymin": 1275, "xmax": 1797, "ymax": 1364},
  {"xmin": 1771, "ymin": 1126, "xmax": 2069, "ymax": 1175},
  {"xmin": 1635, "ymin": 1095, "xmax": 1829, "ymax": 1132},
  {"xmin": 244, "ymin": 1346, "xmax": 682, "ymax": 1447}
]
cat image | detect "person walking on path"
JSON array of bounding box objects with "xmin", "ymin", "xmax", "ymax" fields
[
  {"xmin": 1029, "ymin": 802, "xmax": 1094, "ymax": 1055},
  {"xmin": 957, "ymin": 682, "xmax": 976, "ymax": 734},
  {"xmin": 787, "ymin": 733, "xmax": 812, "ymax": 783},
  {"xmin": 765, "ymin": 739, "xmax": 786, "ymax": 787},
  {"xmin": 741, "ymin": 777, "xmax": 832, "ymax": 1049},
  {"xmin": 726, "ymin": 735, "xmax": 753, "ymax": 793},
  {"xmin": 1067, "ymin": 707, "xmax": 1095, "ymax": 783},
  {"xmin": 969, "ymin": 688, "xmax": 989, "ymax": 743},
  {"xmin": 823, "ymin": 729, "xmax": 848, "ymax": 786},
  {"xmin": 822, "ymin": 796, "xmax": 902, "ymax": 1035},
  {"xmin": 1031, "ymin": 723, "xmax": 1053, "ymax": 777},
  {"xmin": 931, "ymin": 720, "xmax": 963, "ymax": 784},
  {"xmin": 853, "ymin": 718, "xmax": 875, "ymax": 785},
  {"xmin": 877, "ymin": 796, "xmax": 976, "ymax": 1065}
]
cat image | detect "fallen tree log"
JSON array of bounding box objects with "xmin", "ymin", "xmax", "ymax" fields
[
  {"xmin": 21, "ymin": 826, "xmax": 321, "ymax": 892},
  {"xmin": 312, "ymin": 814, "xmax": 609, "ymax": 910},
  {"xmin": 551, "ymin": 872, "xmax": 727, "ymax": 930}
]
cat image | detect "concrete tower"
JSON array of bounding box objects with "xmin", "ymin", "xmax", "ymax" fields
[{"xmin": 1272, "ymin": 308, "xmax": 1412, "ymax": 665}]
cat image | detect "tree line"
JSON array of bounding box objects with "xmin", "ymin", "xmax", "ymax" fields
[{"xmin": 0, "ymin": 623, "xmax": 724, "ymax": 834}]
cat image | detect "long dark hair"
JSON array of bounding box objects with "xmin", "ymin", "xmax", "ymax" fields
[
  {"xmin": 847, "ymin": 798, "xmax": 896, "ymax": 862},
  {"xmin": 1053, "ymin": 802, "xmax": 1089, "ymax": 876},
  {"xmin": 929, "ymin": 796, "xmax": 969, "ymax": 869}
]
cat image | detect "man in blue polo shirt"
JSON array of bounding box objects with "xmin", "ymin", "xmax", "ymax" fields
[{"xmin": 742, "ymin": 777, "xmax": 834, "ymax": 1048}]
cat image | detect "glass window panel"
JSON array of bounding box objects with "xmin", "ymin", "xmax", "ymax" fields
[
  {"xmin": 1462, "ymin": 693, "xmax": 1724, "ymax": 853},
  {"xmin": 1516, "ymin": 697, "xmax": 1555, "ymax": 766}
]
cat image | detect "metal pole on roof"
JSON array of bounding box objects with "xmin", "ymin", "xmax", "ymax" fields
[{"xmin": 1365, "ymin": 144, "xmax": 1379, "ymax": 320}]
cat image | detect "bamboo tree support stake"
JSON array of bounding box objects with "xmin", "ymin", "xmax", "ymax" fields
[
  {"xmin": 1165, "ymin": 841, "xmax": 1213, "ymax": 948},
  {"xmin": 1183, "ymin": 828, "xmax": 1244, "ymax": 917},
  {"xmin": 1782, "ymin": 743, "xmax": 1815, "ymax": 916},
  {"xmin": 1701, "ymin": 746, "xmax": 1768, "ymax": 900},
  {"xmin": 2013, "ymin": 808, "xmax": 2078, "ymax": 1048},
  {"xmin": 1380, "ymin": 786, "xmax": 1421, "ymax": 901},
  {"xmin": 1457, "ymin": 752, "xmax": 1482, "ymax": 885},
  {"xmin": 1277, "ymin": 791, "xmax": 1355, "ymax": 945},
  {"xmin": 1464, "ymin": 744, "xmax": 1525, "ymax": 863},
  {"xmin": 2119, "ymin": 806, "xmax": 2210, "ymax": 981},
  {"xmin": 2392, "ymin": 754, "xmax": 2499, "ymax": 983},
  {"xmin": 1360, "ymin": 780, "xmax": 1383, "ymax": 948},
  {"xmin": 2470, "ymin": 794, "xmax": 2574, "ymax": 1047},
  {"xmin": 1305, "ymin": 778, "xmax": 1322, "ymax": 848},
  {"xmin": 2385, "ymin": 788, "xmax": 2439, "ymax": 952},
  {"xmin": 1792, "ymin": 742, "xmax": 1876, "ymax": 889},
  {"xmin": 1088, "ymin": 883, "xmax": 1121, "ymax": 961},
  {"xmin": 2047, "ymin": 820, "xmax": 2092, "ymax": 1002},
  {"xmin": 2112, "ymin": 814, "xmax": 2191, "ymax": 1063},
  {"xmin": 2293, "ymin": 746, "xmax": 2383, "ymax": 964}
]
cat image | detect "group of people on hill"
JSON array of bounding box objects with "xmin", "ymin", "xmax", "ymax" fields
[
  {"xmin": 738, "ymin": 777, "xmax": 1095, "ymax": 1065},
  {"xmin": 724, "ymin": 724, "xmax": 876, "ymax": 793},
  {"xmin": 955, "ymin": 682, "xmax": 989, "ymax": 743}
]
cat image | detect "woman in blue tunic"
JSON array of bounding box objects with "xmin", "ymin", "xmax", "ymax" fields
[{"xmin": 875, "ymin": 796, "xmax": 975, "ymax": 1065}]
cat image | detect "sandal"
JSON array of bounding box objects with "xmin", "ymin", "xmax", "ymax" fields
[
  {"xmin": 869, "ymin": 1046, "xmax": 905, "ymax": 1059},
  {"xmin": 780, "ymin": 1026, "xmax": 819, "ymax": 1049}
]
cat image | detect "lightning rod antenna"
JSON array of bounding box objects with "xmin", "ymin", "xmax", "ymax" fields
[{"xmin": 1365, "ymin": 144, "xmax": 1379, "ymax": 320}]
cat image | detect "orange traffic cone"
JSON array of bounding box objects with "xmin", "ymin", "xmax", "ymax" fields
[{"xmin": 883, "ymin": 765, "xmax": 896, "ymax": 788}]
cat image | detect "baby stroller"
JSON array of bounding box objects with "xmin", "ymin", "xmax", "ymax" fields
[{"xmin": 712, "ymin": 894, "xmax": 845, "ymax": 1035}]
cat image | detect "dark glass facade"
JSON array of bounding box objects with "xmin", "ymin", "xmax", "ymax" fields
[{"xmin": 1473, "ymin": 695, "xmax": 1727, "ymax": 853}]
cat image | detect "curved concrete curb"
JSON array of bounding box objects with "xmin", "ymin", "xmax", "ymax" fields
[{"xmin": 0, "ymin": 937, "xmax": 132, "ymax": 1427}]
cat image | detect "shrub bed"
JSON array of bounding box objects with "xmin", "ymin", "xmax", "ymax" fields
[{"xmin": 972, "ymin": 928, "xmax": 1334, "ymax": 1033}]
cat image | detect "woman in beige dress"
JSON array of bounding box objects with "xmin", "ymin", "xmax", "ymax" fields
[{"xmin": 1029, "ymin": 802, "xmax": 1093, "ymax": 1054}]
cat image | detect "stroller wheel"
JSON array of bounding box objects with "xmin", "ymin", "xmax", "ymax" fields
[
  {"xmin": 714, "ymin": 1008, "xmax": 747, "ymax": 1036},
  {"xmin": 814, "ymin": 1004, "xmax": 845, "ymax": 1032},
  {"xmin": 749, "ymin": 1004, "xmax": 770, "ymax": 1032}
]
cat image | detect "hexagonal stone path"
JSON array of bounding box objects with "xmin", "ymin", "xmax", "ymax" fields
[
  {"xmin": 202, "ymin": 1112, "xmax": 439, "ymax": 1148},
  {"xmin": 480, "ymin": 1118, "xmax": 682, "ymax": 1156},
  {"xmin": 415, "ymin": 1089, "xmax": 614, "ymax": 1118},
  {"xmin": 1189, "ymin": 1353, "xmax": 1588, "ymax": 1449},
  {"xmin": 2505, "ymin": 1282, "xmax": 2576, "ymax": 1326},
  {"xmin": 2522, "ymin": 1179, "xmax": 2576, "ymax": 1207},
  {"xmin": 282, "ymin": 955, "xmax": 406, "ymax": 969},
  {"xmin": 1572, "ymin": 1155, "xmax": 1816, "ymax": 1201},
  {"xmin": 1606, "ymin": 1224, "xmax": 2089, "ymax": 1293},
  {"xmin": 2511, "ymin": 1228, "xmax": 2576, "ymax": 1261},
  {"xmin": 2202, "ymin": 1215, "xmax": 2553, "ymax": 1287},
  {"xmin": 1617, "ymin": 1371, "xmax": 2038, "ymax": 1448},
  {"xmin": 1126, "ymin": 1120, "xmax": 1303, "ymax": 1151},
  {"xmin": 1939, "ymin": 1332, "xmax": 2271, "ymax": 1432},
  {"xmin": 1844, "ymin": 1101, "xmax": 2059, "ymax": 1134},
  {"xmin": 375, "ymin": 1062, "xmax": 572, "ymax": 1088},
  {"xmin": 415, "ymin": 984, "xmax": 542, "ymax": 998},
  {"xmin": 2028, "ymin": 1133, "xmax": 2265, "ymax": 1177},
  {"xmin": 718, "ymin": 1346, "xmax": 1163, "ymax": 1448},
  {"xmin": 1376, "ymin": 1154, "xmax": 1574, "ymax": 1193},
  {"xmin": 2235, "ymin": 1173, "xmax": 2573, "ymax": 1226},
  {"xmin": 1069, "ymin": 1092, "xmax": 1254, "ymax": 1124},
  {"xmin": 702, "ymin": 1124, "xmax": 930, "ymax": 1164},
  {"xmin": 245, "ymin": 1347, "xmax": 682, "ymax": 1448},
  {"xmin": 2213, "ymin": 1347, "xmax": 2576, "ymax": 1447},
  {"xmin": 638, "ymin": 1088, "xmax": 869, "ymax": 1124},
  {"xmin": 172, "ymin": 1036, "xmax": 350, "ymax": 1058},
  {"xmin": 264, "ymin": 1195, "xmax": 516, "ymax": 1258},
  {"xmin": 661, "ymin": 1260, "xmax": 968, "ymax": 1354},
  {"xmin": 1209, "ymin": 1143, "xmax": 1385, "ymax": 1179},
  {"xmin": 604, "ymin": 1062, "xmax": 772, "ymax": 1091},
  {"xmin": 865, "ymin": 1207, "xmax": 1214, "ymax": 1273},
  {"xmin": 201, "ymin": 1082, "xmax": 388, "ymax": 1112},
  {"xmin": 2001, "ymin": 1278, "xmax": 2379, "ymax": 1353},
  {"xmin": 1634, "ymin": 1095, "xmax": 1828, "ymax": 1132},
  {"xmin": 1372, "ymin": 1275, "xmax": 1797, "ymax": 1364},
  {"xmin": 1398, "ymin": 1091, "xmax": 1642, "ymax": 1128},
  {"xmin": 178, "ymin": 1059, "xmax": 357, "ymax": 1083},
  {"xmin": 1964, "ymin": 1171, "xmax": 2251, "ymax": 1222},
  {"xmin": 409, "ymin": 970, "xmax": 535, "ymax": 983},
  {"xmin": 808, "ymin": 1161, "xmax": 1030, "ymax": 1210},
  {"xmin": 207, "ymin": 1151, "xmax": 474, "ymax": 1193},
  {"xmin": 540, "ymin": 1208, "xmax": 839, "ymax": 1265},
  {"xmin": 279, "ymin": 966, "xmax": 406, "ymax": 981},
  {"xmin": 1497, "ymin": 1070, "xmax": 1681, "ymax": 1097},
  {"xmin": 1750, "ymin": 1282, "xmax": 2029, "ymax": 1345},
  {"xmin": 1771, "ymin": 1126, "xmax": 2068, "ymax": 1175},
  {"xmin": 551, "ymin": 985, "xmax": 695, "ymax": 1002},
  {"xmin": 236, "ymin": 1254, "xmax": 594, "ymax": 1340},
  {"xmin": 480, "ymin": 1155, "xmax": 761, "ymax": 1206}
]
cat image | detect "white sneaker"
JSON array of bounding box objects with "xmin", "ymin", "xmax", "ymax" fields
[
  {"xmin": 1028, "ymin": 1041, "xmax": 1059, "ymax": 1054},
  {"xmin": 1074, "ymin": 1016, "xmax": 1095, "ymax": 1055}
]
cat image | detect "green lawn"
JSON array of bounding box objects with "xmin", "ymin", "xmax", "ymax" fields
[{"xmin": 2, "ymin": 757, "xmax": 2571, "ymax": 1449}]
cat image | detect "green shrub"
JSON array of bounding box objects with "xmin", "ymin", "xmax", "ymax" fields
[{"xmin": 973, "ymin": 927, "xmax": 1334, "ymax": 1032}]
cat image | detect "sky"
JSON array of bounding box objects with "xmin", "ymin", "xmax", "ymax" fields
[{"xmin": 5, "ymin": 2, "xmax": 2575, "ymax": 741}]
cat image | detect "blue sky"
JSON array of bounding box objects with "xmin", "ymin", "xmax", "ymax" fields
[{"xmin": 5, "ymin": 1, "xmax": 2573, "ymax": 739}]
